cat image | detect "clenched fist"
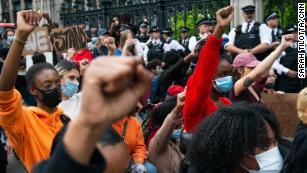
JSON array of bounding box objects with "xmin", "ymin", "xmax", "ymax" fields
[{"xmin": 79, "ymin": 57, "xmax": 153, "ymax": 127}]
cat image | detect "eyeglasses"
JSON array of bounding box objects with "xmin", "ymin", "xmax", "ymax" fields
[{"xmin": 38, "ymin": 82, "xmax": 61, "ymax": 92}]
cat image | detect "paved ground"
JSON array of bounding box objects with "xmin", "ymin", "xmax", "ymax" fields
[{"xmin": 7, "ymin": 153, "xmax": 25, "ymax": 173}]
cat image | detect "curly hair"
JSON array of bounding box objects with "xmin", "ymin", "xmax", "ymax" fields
[
  {"xmin": 246, "ymin": 103, "xmax": 282, "ymax": 141},
  {"xmin": 142, "ymin": 97, "xmax": 177, "ymax": 143},
  {"xmin": 146, "ymin": 59, "xmax": 162, "ymax": 72},
  {"xmin": 162, "ymin": 50, "xmax": 182, "ymax": 69},
  {"xmin": 187, "ymin": 102, "xmax": 272, "ymax": 173},
  {"xmin": 150, "ymin": 97, "xmax": 177, "ymax": 127}
]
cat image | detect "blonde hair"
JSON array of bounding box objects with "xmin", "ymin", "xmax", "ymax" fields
[
  {"xmin": 55, "ymin": 60, "xmax": 78, "ymax": 77},
  {"xmin": 95, "ymin": 36, "xmax": 105, "ymax": 48},
  {"xmin": 120, "ymin": 30, "xmax": 137, "ymax": 56},
  {"xmin": 297, "ymin": 87, "xmax": 307, "ymax": 124},
  {"xmin": 120, "ymin": 30, "xmax": 134, "ymax": 48}
]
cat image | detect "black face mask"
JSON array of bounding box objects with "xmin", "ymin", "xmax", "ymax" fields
[
  {"xmin": 37, "ymin": 87, "xmax": 62, "ymax": 108},
  {"xmin": 264, "ymin": 82, "xmax": 275, "ymax": 89}
]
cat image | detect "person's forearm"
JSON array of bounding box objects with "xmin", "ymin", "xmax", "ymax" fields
[
  {"xmin": 0, "ymin": 30, "xmax": 28, "ymax": 91},
  {"xmin": 271, "ymin": 42, "xmax": 280, "ymax": 49},
  {"xmin": 250, "ymin": 43, "xmax": 270, "ymax": 54},
  {"xmin": 183, "ymin": 35, "xmax": 221, "ymax": 132},
  {"xmin": 122, "ymin": 49, "xmax": 128, "ymax": 56},
  {"xmin": 183, "ymin": 53, "xmax": 194, "ymax": 63},
  {"xmin": 225, "ymin": 44, "xmax": 244, "ymax": 54},
  {"xmin": 253, "ymin": 45, "xmax": 284, "ymax": 76},
  {"xmin": 63, "ymin": 117, "xmax": 106, "ymax": 165},
  {"xmin": 213, "ymin": 24, "xmax": 225, "ymax": 38},
  {"xmin": 160, "ymin": 59, "xmax": 186, "ymax": 85},
  {"xmin": 149, "ymin": 112, "xmax": 178, "ymax": 153}
]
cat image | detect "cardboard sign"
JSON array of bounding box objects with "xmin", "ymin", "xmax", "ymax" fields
[
  {"xmin": 261, "ymin": 93, "xmax": 299, "ymax": 138},
  {"xmin": 22, "ymin": 27, "xmax": 52, "ymax": 56},
  {"xmin": 26, "ymin": 52, "xmax": 54, "ymax": 71},
  {"xmin": 51, "ymin": 25, "xmax": 87, "ymax": 53}
]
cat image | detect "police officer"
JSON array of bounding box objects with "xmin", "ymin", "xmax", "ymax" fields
[
  {"xmin": 179, "ymin": 26, "xmax": 191, "ymax": 54},
  {"xmin": 143, "ymin": 26, "xmax": 170, "ymax": 63},
  {"xmin": 136, "ymin": 22, "xmax": 150, "ymax": 43},
  {"xmin": 209, "ymin": 18, "xmax": 216, "ymax": 34},
  {"xmin": 225, "ymin": 5, "xmax": 272, "ymax": 61},
  {"xmin": 273, "ymin": 25, "xmax": 307, "ymax": 93},
  {"xmin": 161, "ymin": 27, "xmax": 185, "ymax": 51},
  {"xmin": 265, "ymin": 12, "xmax": 283, "ymax": 50},
  {"xmin": 188, "ymin": 18, "xmax": 211, "ymax": 51}
]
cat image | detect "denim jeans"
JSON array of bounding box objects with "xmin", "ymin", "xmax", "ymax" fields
[{"xmin": 131, "ymin": 161, "xmax": 158, "ymax": 173}]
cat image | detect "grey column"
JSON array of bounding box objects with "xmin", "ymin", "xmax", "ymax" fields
[{"xmin": 230, "ymin": 0, "xmax": 264, "ymax": 28}]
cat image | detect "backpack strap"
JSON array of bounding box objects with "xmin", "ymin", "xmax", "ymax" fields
[
  {"xmin": 60, "ymin": 114, "xmax": 71, "ymax": 125},
  {"xmin": 122, "ymin": 119, "xmax": 129, "ymax": 139}
]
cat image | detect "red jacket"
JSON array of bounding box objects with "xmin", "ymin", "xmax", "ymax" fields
[{"xmin": 183, "ymin": 35, "xmax": 231, "ymax": 132}]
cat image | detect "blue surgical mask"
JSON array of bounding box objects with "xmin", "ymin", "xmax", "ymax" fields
[
  {"xmin": 171, "ymin": 129, "xmax": 181, "ymax": 141},
  {"xmin": 61, "ymin": 80, "xmax": 79, "ymax": 97},
  {"xmin": 214, "ymin": 76, "xmax": 233, "ymax": 93},
  {"xmin": 8, "ymin": 35, "xmax": 14, "ymax": 43}
]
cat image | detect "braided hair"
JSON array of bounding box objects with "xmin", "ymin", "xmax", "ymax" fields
[
  {"xmin": 187, "ymin": 102, "xmax": 272, "ymax": 173},
  {"xmin": 142, "ymin": 96, "xmax": 177, "ymax": 144}
]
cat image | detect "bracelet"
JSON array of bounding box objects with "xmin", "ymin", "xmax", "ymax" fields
[{"xmin": 14, "ymin": 37, "xmax": 26, "ymax": 45}]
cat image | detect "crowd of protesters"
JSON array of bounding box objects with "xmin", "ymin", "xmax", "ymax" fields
[{"xmin": 0, "ymin": 4, "xmax": 306, "ymax": 173}]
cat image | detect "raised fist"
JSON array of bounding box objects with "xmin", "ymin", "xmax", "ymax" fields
[
  {"xmin": 16, "ymin": 10, "xmax": 43, "ymax": 34},
  {"xmin": 216, "ymin": 6, "xmax": 234, "ymax": 29}
]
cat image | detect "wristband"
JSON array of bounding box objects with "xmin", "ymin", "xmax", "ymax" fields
[{"xmin": 14, "ymin": 37, "xmax": 26, "ymax": 45}]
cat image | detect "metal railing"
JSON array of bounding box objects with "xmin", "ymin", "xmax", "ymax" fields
[{"xmin": 60, "ymin": 0, "xmax": 229, "ymax": 35}]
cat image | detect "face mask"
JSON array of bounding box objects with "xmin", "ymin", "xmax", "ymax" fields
[
  {"xmin": 91, "ymin": 37, "xmax": 97, "ymax": 43},
  {"xmin": 7, "ymin": 35, "xmax": 14, "ymax": 43},
  {"xmin": 37, "ymin": 87, "xmax": 62, "ymax": 108},
  {"xmin": 264, "ymin": 82, "xmax": 275, "ymax": 89},
  {"xmin": 61, "ymin": 80, "xmax": 79, "ymax": 97},
  {"xmin": 171, "ymin": 129, "xmax": 181, "ymax": 141},
  {"xmin": 214, "ymin": 76, "xmax": 233, "ymax": 93},
  {"xmin": 18, "ymin": 71, "xmax": 27, "ymax": 76},
  {"xmin": 156, "ymin": 69, "xmax": 163, "ymax": 76},
  {"xmin": 241, "ymin": 147, "xmax": 283, "ymax": 173}
]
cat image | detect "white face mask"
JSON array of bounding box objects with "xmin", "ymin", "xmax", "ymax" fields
[
  {"xmin": 18, "ymin": 71, "xmax": 27, "ymax": 76},
  {"xmin": 244, "ymin": 147, "xmax": 283, "ymax": 173}
]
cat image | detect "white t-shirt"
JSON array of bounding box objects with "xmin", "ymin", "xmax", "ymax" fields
[{"xmin": 59, "ymin": 92, "xmax": 82, "ymax": 120}]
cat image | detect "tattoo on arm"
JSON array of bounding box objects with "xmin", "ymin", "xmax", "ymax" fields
[{"xmin": 243, "ymin": 77, "xmax": 254, "ymax": 87}]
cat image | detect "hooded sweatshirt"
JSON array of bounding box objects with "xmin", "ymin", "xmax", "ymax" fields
[{"xmin": 0, "ymin": 89, "xmax": 64, "ymax": 172}]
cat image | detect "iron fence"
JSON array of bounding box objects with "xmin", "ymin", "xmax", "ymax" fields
[{"xmin": 60, "ymin": 0, "xmax": 229, "ymax": 35}]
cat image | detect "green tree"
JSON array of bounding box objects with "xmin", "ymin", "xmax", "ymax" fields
[
  {"xmin": 263, "ymin": 0, "xmax": 304, "ymax": 28},
  {"xmin": 170, "ymin": 0, "xmax": 229, "ymax": 39}
]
